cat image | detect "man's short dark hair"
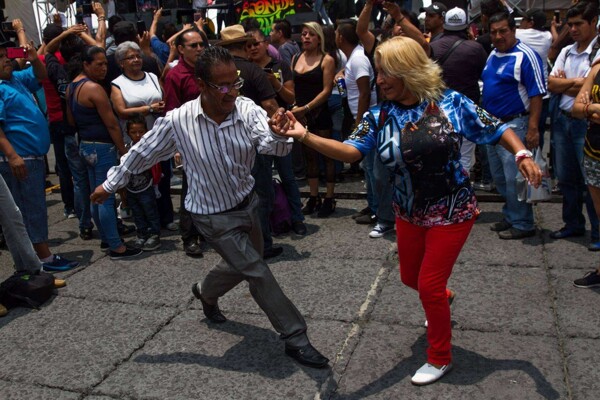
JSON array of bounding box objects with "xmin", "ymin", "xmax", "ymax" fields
[
  {"xmin": 175, "ymin": 28, "xmax": 209, "ymax": 49},
  {"xmin": 241, "ymin": 17, "xmax": 260, "ymax": 32},
  {"xmin": 195, "ymin": 45, "xmax": 234, "ymax": 82},
  {"xmin": 566, "ymin": 1, "xmax": 599, "ymax": 24},
  {"xmin": 273, "ymin": 19, "xmax": 291, "ymax": 39},
  {"xmin": 336, "ymin": 20, "xmax": 359, "ymax": 47},
  {"xmin": 108, "ymin": 15, "xmax": 124, "ymax": 34},
  {"xmin": 42, "ymin": 24, "xmax": 64, "ymax": 44},
  {"xmin": 126, "ymin": 114, "xmax": 147, "ymax": 132},
  {"xmin": 489, "ymin": 12, "xmax": 516, "ymax": 29},
  {"xmin": 112, "ymin": 21, "xmax": 137, "ymax": 45}
]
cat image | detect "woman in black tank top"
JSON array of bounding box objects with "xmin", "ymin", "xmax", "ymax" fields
[{"xmin": 291, "ymin": 22, "xmax": 337, "ymax": 217}]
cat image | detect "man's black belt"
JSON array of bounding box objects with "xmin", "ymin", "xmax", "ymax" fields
[
  {"xmin": 501, "ymin": 112, "xmax": 529, "ymax": 123},
  {"xmin": 223, "ymin": 194, "xmax": 251, "ymax": 213}
]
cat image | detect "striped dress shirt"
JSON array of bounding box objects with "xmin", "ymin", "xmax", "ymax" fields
[{"xmin": 102, "ymin": 96, "xmax": 292, "ymax": 214}]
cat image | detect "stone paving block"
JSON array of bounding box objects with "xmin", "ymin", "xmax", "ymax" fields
[
  {"xmin": 0, "ymin": 296, "xmax": 174, "ymax": 392},
  {"xmin": 458, "ymin": 210, "xmax": 544, "ymax": 267},
  {"xmin": 550, "ymin": 267, "xmax": 600, "ymax": 339},
  {"xmin": 0, "ymin": 379, "xmax": 80, "ymax": 400},
  {"xmin": 563, "ymin": 337, "xmax": 600, "ymax": 400},
  {"xmin": 94, "ymin": 311, "xmax": 348, "ymax": 400},
  {"xmin": 333, "ymin": 322, "xmax": 566, "ymax": 399},
  {"xmin": 60, "ymin": 248, "xmax": 222, "ymax": 308},
  {"xmin": 371, "ymin": 264, "xmax": 555, "ymax": 336},
  {"xmin": 197, "ymin": 258, "xmax": 385, "ymax": 322}
]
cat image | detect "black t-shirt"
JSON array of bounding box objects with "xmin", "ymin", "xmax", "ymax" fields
[
  {"xmin": 265, "ymin": 57, "xmax": 292, "ymax": 108},
  {"xmin": 233, "ymin": 55, "xmax": 276, "ymax": 105}
]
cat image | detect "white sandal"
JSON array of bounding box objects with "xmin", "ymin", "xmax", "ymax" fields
[{"xmin": 411, "ymin": 363, "xmax": 453, "ymax": 385}]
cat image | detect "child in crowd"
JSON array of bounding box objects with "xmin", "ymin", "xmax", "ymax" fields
[{"xmin": 125, "ymin": 116, "xmax": 162, "ymax": 251}]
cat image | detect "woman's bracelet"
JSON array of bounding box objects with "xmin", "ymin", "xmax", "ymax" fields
[
  {"xmin": 304, "ymin": 104, "xmax": 310, "ymax": 112},
  {"xmin": 584, "ymin": 103, "xmax": 591, "ymax": 118},
  {"xmin": 397, "ymin": 16, "xmax": 405, "ymax": 23},
  {"xmin": 16, "ymin": 28, "xmax": 24, "ymax": 34},
  {"xmin": 297, "ymin": 128, "xmax": 310, "ymax": 143},
  {"xmin": 515, "ymin": 149, "xmax": 533, "ymax": 164},
  {"xmin": 98, "ymin": 16, "xmax": 106, "ymax": 22},
  {"xmin": 276, "ymin": 83, "xmax": 283, "ymax": 93}
]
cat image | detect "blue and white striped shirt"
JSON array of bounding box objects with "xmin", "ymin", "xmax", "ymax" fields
[
  {"xmin": 481, "ymin": 40, "xmax": 546, "ymax": 119},
  {"xmin": 102, "ymin": 96, "xmax": 292, "ymax": 214}
]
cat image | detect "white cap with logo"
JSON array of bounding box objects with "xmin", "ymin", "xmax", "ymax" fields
[{"xmin": 444, "ymin": 7, "xmax": 469, "ymax": 31}]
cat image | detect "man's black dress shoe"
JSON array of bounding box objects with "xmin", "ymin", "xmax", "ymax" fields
[
  {"xmin": 285, "ymin": 343, "xmax": 329, "ymax": 368},
  {"xmin": 184, "ymin": 242, "xmax": 204, "ymax": 258},
  {"xmin": 263, "ymin": 246, "xmax": 283, "ymax": 259},
  {"xmin": 292, "ymin": 221, "xmax": 307, "ymax": 236},
  {"xmin": 549, "ymin": 227, "xmax": 586, "ymax": 239},
  {"xmin": 191, "ymin": 284, "xmax": 227, "ymax": 323}
]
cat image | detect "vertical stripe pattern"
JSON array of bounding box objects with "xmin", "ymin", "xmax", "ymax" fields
[{"xmin": 103, "ymin": 96, "xmax": 292, "ymax": 214}]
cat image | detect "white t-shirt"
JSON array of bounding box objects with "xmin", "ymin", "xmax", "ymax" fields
[
  {"xmin": 516, "ymin": 29, "xmax": 552, "ymax": 79},
  {"xmin": 111, "ymin": 72, "xmax": 163, "ymax": 133},
  {"xmin": 345, "ymin": 45, "xmax": 377, "ymax": 118}
]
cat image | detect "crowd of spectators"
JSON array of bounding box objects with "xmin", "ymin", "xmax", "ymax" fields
[{"xmin": 1, "ymin": 0, "xmax": 600, "ymax": 380}]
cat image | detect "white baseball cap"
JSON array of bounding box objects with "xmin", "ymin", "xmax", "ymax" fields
[{"xmin": 444, "ymin": 7, "xmax": 469, "ymax": 31}]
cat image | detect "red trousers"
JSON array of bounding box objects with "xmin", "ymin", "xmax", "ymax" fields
[{"xmin": 395, "ymin": 217, "xmax": 475, "ymax": 365}]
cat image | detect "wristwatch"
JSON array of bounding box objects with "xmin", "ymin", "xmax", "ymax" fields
[{"xmin": 148, "ymin": 105, "xmax": 154, "ymax": 114}]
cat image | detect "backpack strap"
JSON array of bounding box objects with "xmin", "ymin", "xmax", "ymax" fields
[{"xmin": 438, "ymin": 39, "xmax": 465, "ymax": 66}]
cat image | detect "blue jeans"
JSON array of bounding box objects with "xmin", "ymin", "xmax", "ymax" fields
[
  {"xmin": 0, "ymin": 158, "xmax": 48, "ymax": 244},
  {"xmin": 553, "ymin": 112, "xmax": 599, "ymax": 234},
  {"xmin": 128, "ymin": 186, "xmax": 161, "ymax": 238},
  {"xmin": 486, "ymin": 116, "xmax": 534, "ymax": 231},
  {"xmin": 274, "ymin": 153, "xmax": 304, "ymax": 223},
  {"xmin": 374, "ymin": 154, "xmax": 395, "ymax": 225},
  {"xmin": 49, "ymin": 122, "xmax": 75, "ymax": 212},
  {"xmin": 64, "ymin": 135, "xmax": 93, "ymax": 231},
  {"xmin": 362, "ymin": 148, "xmax": 377, "ymax": 214},
  {"xmin": 79, "ymin": 142, "xmax": 122, "ymax": 250},
  {"xmin": 252, "ymin": 153, "xmax": 274, "ymax": 251}
]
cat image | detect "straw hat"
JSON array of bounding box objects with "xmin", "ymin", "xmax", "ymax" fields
[{"xmin": 218, "ymin": 25, "xmax": 253, "ymax": 46}]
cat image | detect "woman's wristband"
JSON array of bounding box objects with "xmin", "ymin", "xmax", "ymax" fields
[
  {"xmin": 304, "ymin": 104, "xmax": 310, "ymax": 112},
  {"xmin": 515, "ymin": 149, "xmax": 533, "ymax": 164},
  {"xmin": 297, "ymin": 128, "xmax": 310, "ymax": 143},
  {"xmin": 276, "ymin": 83, "xmax": 283, "ymax": 93}
]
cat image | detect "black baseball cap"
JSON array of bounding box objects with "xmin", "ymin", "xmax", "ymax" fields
[
  {"xmin": 420, "ymin": 2, "xmax": 448, "ymax": 16},
  {"xmin": 523, "ymin": 9, "xmax": 547, "ymax": 30}
]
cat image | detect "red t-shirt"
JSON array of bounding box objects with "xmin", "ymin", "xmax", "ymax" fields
[{"xmin": 39, "ymin": 52, "xmax": 65, "ymax": 123}]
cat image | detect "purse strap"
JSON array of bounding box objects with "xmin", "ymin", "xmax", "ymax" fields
[{"xmin": 438, "ymin": 39, "xmax": 465, "ymax": 66}]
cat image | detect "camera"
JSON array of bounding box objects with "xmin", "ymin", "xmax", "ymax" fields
[{"xmin": 6, "ymin": 47, "xmax": 27, "ymax": 59}]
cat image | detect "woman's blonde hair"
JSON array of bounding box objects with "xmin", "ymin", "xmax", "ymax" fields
[
  {"xmin": 375, "ymin": 36, "xmax": 445, "ymax": 103},
  {"xmin": 302, "ymin": 22, "xmax": 326, "ymax": 55}
]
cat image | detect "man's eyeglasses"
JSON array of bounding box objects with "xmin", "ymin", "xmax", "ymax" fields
[
  {"xmin": 185, "ymin": 42, "xmax": 205, "ymax": 48},
  {"xmin": 206, "ymin": 78, "xmax": 244, "ymax": 94}
]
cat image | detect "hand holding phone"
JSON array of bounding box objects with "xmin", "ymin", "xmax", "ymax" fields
[
  {"xmin": 6, "ymin": 47, "xmax": 28, "ymax": 59},
  {"xmin": 136, "ymin": 20, "xmax": 147, "ymax": 37},
  {"xmin": 554, "ymin": 10, "xmax": 561, "ymax": 24}
]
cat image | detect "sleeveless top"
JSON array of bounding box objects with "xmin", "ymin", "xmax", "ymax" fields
[
  {"xmin": 587, "ymin": 71, "xmax": 600, "ymax": 161},
  {"xmin": 292, "ymin": 54, "xmax": 332, "ymax": 131},
  {"xmin": 111, "ymin": 72, "xmax": 162, "ymax": 132},
  {"xmin": 68, "ymin": 78, "xmax": 113, "ymax": 143}
]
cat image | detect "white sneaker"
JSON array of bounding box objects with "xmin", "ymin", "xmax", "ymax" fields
[
  {"xmin": 369, "ymin": 223, "xmax": 394, "ymax": 238},
  {"xmin": 411, "ymin": 363, "xmax": 452, "ymax": 385},
  {"xmin": 119, "ymin": 206, "xmax": 132, "ymax": 219}
]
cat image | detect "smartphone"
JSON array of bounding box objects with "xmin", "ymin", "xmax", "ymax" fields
[
  {"xmin": 136, "ymin": 20, "xmax": 147, "ymax": 36},
  {"xmin": 1, "ymin": 21, "xmax": 13, "ymax": 32},
  {"xmin": 193, "ymin": 12, "xmax": 202, "ymax": 22},
  {"xmin": 6, "ymin": 47, "xmax": 27, "ymax": 59},
  {"xmin": 554, "ymin": 10, "xmax": 560, "ymax": 23},
  {"xmin": 76, "ymin": 15, "xmax": 84, "ymax": 25}
]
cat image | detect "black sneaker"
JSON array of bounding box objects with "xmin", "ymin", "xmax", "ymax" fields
[
  {"xmin": 79, "ymin": 227, "xmax": 93, "ymax": 241},
  {"xmin": 573, "ymin": 271, "xmax": 600, "ymax": 288},
  {"xmin": 109, "ymin": 246, "xmax": 143, "ymax": 260}
]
